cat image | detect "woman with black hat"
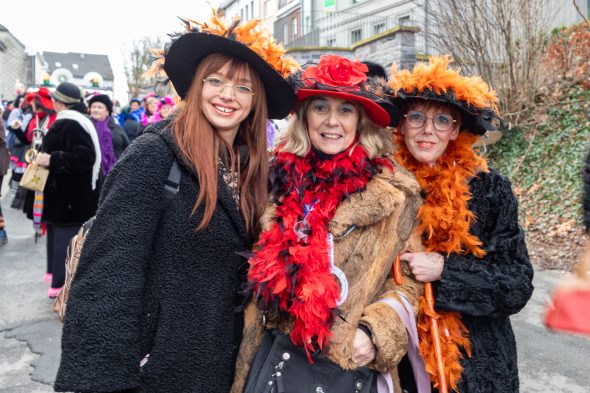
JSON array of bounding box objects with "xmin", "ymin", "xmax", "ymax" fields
[
  {"xmin": 32, "ymin": 82, "xmax": 101, "ymax": 299},
  {"xmin": 88, "ymin": 93, "xmax": 129, "ymax": 171},
  {"xmin": 231, "ymin": 55, "xmax": 424, "ymax": 393},
  {"xmin": 54, "ymin": 11, "xmax": 297, "ymax": 393},
  {"xmin": 388, "ymin": 56, "xmax": 533, "ymax": 393}
]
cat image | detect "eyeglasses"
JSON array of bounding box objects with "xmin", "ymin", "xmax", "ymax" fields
[
  {"xmin": 403, "ymin": 111, "xmax": 456, "ymax": 132},
  {"xmin": 202, "ymin": 77, "xmax": 255, "ymax": 97}
]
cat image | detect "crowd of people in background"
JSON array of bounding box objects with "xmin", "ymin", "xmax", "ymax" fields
[{"xmin": 0, "ymin": 84, "xmax": 176, "ymax": 295}]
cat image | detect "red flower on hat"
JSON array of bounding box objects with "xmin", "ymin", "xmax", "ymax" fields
[{"xmin": 302, "ymin": 55, "xmax": 368, "ymax": 90}]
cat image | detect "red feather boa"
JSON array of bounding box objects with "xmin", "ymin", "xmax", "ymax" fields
[{"xmin": 248, "ymin": 143, "xmax": 391, "ymax": 355}]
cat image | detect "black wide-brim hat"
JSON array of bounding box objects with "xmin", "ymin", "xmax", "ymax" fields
[
  {"xmin": 388, "ymin": 90, "xmax": 497, "ymax": 135},
  {"xmin": 388, "ymin": 56, "xmax": 499, "ymax": 135},
  {"xmin": 164, "ymin": 32, "xmax": 295, "ymax": 120}
]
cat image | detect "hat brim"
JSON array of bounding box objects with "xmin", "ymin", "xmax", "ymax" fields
[
  {"xmin": 389, "ymin": 94, "xmax": 495, "ymax": 135},
  {"xmin": 296, "ymin": 89, "xmax": 394, "ymax": 128},
  {"xmin": 164, "ymin": 32, "xmax": 295, "ymax": 119}
]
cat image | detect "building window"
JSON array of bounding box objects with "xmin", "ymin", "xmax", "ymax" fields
[
  {"xmin": 241, "ymin": 9, "xmax": 244, "ymax": 20},
  {"xmin": 326, "ymin": 37, "xmax": 336, "ymax": 47},
  {"xmin": 398, "ymin": 15, "xmax": 411, "ymax": 26},
  {"xmin": 264, "ymin": 0, "xmax": 270, "ymax": 17},
  {"xmin": 284, "ymin": 25, "xmax": 289, "ymax": 44},
  {"xmin": 351, "ymin": 28, "xmax": 362, "ymax": 43},
  {"xmin": 245, "ymin": 5, "xmax": 249, "ymax": 20},
  {"xmin": 293, "ymin": 17, "xmax": 298, "ymax": 37},
  {"xmin": 374, "ymin": 22, "xmax": 386, "ymax": 34},
  {"xmin": 251, "ymin": 1, "xmax": 254, "ymax": 18}
]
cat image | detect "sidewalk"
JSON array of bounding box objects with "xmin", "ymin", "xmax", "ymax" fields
[
  {"xmin": 0, "ymin": 175, "xmax": 589, "ymax": 392},
  {"xmin": 0, "ymin": 176, "xmax": 58, "ymax": 393}
]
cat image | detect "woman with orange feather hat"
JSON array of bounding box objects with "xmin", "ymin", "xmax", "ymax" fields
[{"xmin": 389, "ymin": 56, "xmax": 533, "ymax": 392}]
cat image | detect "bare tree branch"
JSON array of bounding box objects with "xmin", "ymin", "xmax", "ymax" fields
[
  {"xmin": 572, "ymin": 0, "xmax": 589, "ymax": 23},
  {"xmin": 424, "ymin": 0, "xmax": 555, "ymax": 123}
]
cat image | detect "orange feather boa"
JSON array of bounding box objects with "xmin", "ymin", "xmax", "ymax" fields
[{"xmin": 395, "ymin": 131, "xmax": 488, "ymax": 391}]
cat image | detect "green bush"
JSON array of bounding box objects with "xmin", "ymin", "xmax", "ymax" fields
[{"xmin": 487, "ymin": 85, "xmax": 590, "ymax": 228}]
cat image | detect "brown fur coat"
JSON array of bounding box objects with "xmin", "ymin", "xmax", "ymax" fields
[{"xmin": 231, "ymin": 162, "xmax": 423, "ymax": 393}]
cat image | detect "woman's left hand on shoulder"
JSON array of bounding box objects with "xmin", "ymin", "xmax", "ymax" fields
[
  {"xmin": 352, "ymin": 328, "xmax": 376, "ymax": 367},
  {"xmin": 401, "ymin": 251, "xmax": 444, "ymax": 282}
]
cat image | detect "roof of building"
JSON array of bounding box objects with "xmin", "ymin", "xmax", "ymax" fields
[
  {"xmin": 0, "ymin": 23, "xmax": 27, "ymax": 49},
  {"xmin": 43, "ymin": 51, "xmax": 114, "ymax": 80}
]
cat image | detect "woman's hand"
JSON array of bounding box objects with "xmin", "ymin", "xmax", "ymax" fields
[
  {"xmin": 351, "ymin": 328, "xmax": 376, "ymax": 367},
  {"xmin": 36, "ymin": 152, "xmax": 51, "ymax": 167},
  {"xmin": 401, "ymin": 251, "xmax": 444, "ymax": 282}
]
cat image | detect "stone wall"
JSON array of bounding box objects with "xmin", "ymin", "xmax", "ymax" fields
[
  {"xmin": 0, "ymin": 29, "xmax": 27, "ymax": 100},
  {"xmin": 286, "ymin": 26, "xmax": 417, "ymax": 71}
]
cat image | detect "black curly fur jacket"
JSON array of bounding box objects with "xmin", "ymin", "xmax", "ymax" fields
[
  {"xmin": 434, "ymin": 169, "xmax": 534, "ymax": 393},
  {"xmin": 55, "ymin": 120, "xmax": 251, "ymax": 393}
]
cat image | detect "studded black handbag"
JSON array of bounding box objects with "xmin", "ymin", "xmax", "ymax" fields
[{"xmin": 243, "ymin": 329, "xmax": 377, "ymax": 393}]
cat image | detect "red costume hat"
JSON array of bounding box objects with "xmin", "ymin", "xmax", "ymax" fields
[
  {"xmin": 35, "ymin": 87, "xmax": 54, "ymax": 111},
  {"xmin": 289, "ymin": 55, "xmax": 396, "ymax": 128}
]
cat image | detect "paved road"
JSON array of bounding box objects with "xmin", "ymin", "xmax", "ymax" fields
[{"xmin": 1, "ymin": 177, "xmax": 589, "ymax": 393}]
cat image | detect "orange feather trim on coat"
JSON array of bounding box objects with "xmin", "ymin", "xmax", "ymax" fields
[{"xmin": 395, "ymin": 131, "xmax": 488, "ymax": 391}]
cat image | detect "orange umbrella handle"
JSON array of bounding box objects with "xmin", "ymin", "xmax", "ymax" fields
[
  {"xmin": 393, "ymin": 254, "xmax": 403, "ymax": 285},
  {"xmin": 425, "ymin": 282, "xmax": 448, "ymax": 393}
]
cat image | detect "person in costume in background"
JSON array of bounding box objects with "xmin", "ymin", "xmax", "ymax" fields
[
  {"xmin": 27, "ymin": 82, "xmax": 101, "ymax": 299},
  {"xmin": 141, "ymin": 95, "xmax": 160, "ymax": 129},
  {"xmin": 5, "ymin": 93, "xmax": 34, "ymax": 209},
  {"xmin": 231, "ymin": 55, "xmax": 424, "ymax": 393},
  {"xmin": 119, "ymin": 98, "xmax": 144, "ymax": 142},
  {"xmin": 88, "ymin": 94, "xmax": 129, "ymax": 169},
  {"xmin": 54, "ymin": 11, "xmax": 296, "ymax": 393},
  {"xmin": 0, "ymin": 113, "xmax": 8, "ymax": 245},
  {"xmin": 157, "ymin": 95, "xmax": 176, "ymax": 120},
  {"xmin": 8, "ymin": 89, "xmax": 56, "ymax": 212},
  {"xmin": 388, "ymin": 56, "xmax": 533, "ymax": 393}
]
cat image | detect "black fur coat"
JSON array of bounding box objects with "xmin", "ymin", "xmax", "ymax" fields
[
  {"xmin": 37, "ymin": 114, "xmax": 99, "ymax": 224},
  {"xmin": 434, "ymin": 169, "xmax": 534, "ymax": 392},
  {"xmin": 54, "ymin": 120, "xmax": 251, "ymax": 393}
]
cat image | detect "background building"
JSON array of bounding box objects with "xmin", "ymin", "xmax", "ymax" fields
[
  {"xmin": 0, "ymin": 25, "xmax": 114, "ymax": 101},
  {"xmin": 219, "ymin": 0, "xmax": 590, "ymax": 71}
]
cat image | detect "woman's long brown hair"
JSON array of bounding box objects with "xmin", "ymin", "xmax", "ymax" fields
[{"xmin": 172, "ymin": 53, "xmax": 269, "ymax": 235}]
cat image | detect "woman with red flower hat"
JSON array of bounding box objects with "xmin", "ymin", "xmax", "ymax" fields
[{"xmin": 231, "ymin": 55, "xmax": 424, "ymax": 393}]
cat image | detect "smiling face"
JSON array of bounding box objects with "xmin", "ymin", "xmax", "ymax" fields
[
  {"xmin": 200, "ymin": 62, "xmax": 254, "ymax": 145},
  {"xmin": 306, "ymin": 95, "xmax": 360, "ymax": 155},
  {"xmin": 400, "ymin": 101, "xmax": 461, "ymax": 166},
  {"xmin": 90, "ymin": 102, "xmax": 109, "ymax": 121},
  {"xmin": 159, "ymin": 104, "xmax": 173, "ymax": 119}
]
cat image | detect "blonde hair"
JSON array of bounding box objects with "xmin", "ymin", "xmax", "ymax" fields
[{"xmin": 277, "ymin": 97, "xmax": 393, "ymax": 159}]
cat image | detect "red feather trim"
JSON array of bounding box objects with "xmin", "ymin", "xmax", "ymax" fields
[{"xmin": 249, "ymin": 144, "xmax": 391, "ymax": 357}]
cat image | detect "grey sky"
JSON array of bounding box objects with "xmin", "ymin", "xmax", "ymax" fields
[{"xmin": 1, "ymin": 0, "xmax": 221, "ymax": 104}]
